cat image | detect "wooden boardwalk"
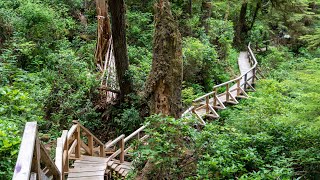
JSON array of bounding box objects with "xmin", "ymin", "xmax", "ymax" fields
[
  {"xmin": 13, "ymin": 121, "xmax": 147, "ymax": 180},
  {"xmin": 13, "ymin": 43, "xmax": 263, "ymax": 180},
  {"xmin": 182, "ymin": 43, "xmax": 263, "ymax": 124}
]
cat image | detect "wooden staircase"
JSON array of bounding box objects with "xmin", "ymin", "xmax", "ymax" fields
[{"xmin": 13, "ymin": 121, "xmax": 148, "ymax": 180}]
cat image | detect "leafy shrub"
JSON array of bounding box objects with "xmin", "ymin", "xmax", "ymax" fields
[
  {"xmin": 182, "ymin": 37, "xmax": 219, "ymax": 91},
  {"xmin": 0, "ymin": 121, "xmax": 21, "ymax": 179},
  {"xmin": 131, "ymin": 115, "xmax": 198, "ymax": 179}
]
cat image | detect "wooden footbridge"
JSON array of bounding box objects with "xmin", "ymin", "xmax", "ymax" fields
[
  {"xmin": 12, "ymin": 43, "xmax": 264, "ymax": 179},
  {"xmin": 182, "ymin": 43, "xmax": 264, "ymax": 124}
]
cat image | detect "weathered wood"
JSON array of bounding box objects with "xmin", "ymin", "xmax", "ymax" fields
[
  {"xmin": 39, "ymin": 143, "xmax": 61, "ymax": 179},
  {"xmin": 68, "ymin": 140, "xmax": 77, "ymax": 157},
  {"xmin": 124, "ymin": 125, "xmax": 147, "ymax": 143},
  {"xmin": 88, "ymin": 135, "xmax": 94, "ymax": 156},
  {"xmin": 13, "ymin": 122, "xmax": 37, "ymax": 180},
  {"xmin": 75, "ymin": 126, "xmax": 81, "ymax": 159},
  {"xmin": 119, "ymin": 138, "xmax": 125, "ymax": 163},
  {"xmin": 105, "ymin": 135, "xmax": 125, "ymax": 149}
]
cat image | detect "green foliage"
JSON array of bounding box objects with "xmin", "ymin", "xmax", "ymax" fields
[
  {"xmin": 131, "ymin": 115, "xmax": 198, "ymax": 179},
  {"xmin": 181, "ymin": 84, "xmax": 204, "ymax": 107},
  {"xmin": 222, "ymin": 56, "xmax": 320, "ymax": 178},
  {"xmin": 182, "ymin": 37, "xmax": 219, "ymax": 91},
  {"xmin": 0, "ymin": 121, "xmax": 21, "ymax": 179}
]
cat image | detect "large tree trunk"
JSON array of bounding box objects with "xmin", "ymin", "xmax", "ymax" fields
[
  {"xmin": 144, "ymin": 0, "xmax": 183, "ymax": 119},
  {"xmin": 95, "ymin": 0, "xmax": 111, "ymax": 72},
  {"xmin": 109, "ymin": 0, "xmax": 133, "ymax": 101},
  {"xmin": 201, "ymin": 0, "xmax": 212, "ymax": 34},
  {"xmin": 234, "ymin": 1, "xmax": 248, "ymax": 48}
]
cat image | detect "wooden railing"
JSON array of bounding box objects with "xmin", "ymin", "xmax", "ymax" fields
[
  {"xmin": 105, "ymin": 124, "xmax": 149, "ymax": 163},
  {"xmin": 14, "ymin": 121, "xmax": 149, "ymax": 179},
  {"xmin": 56, "ymin": 120, "xmax": 106, "ymax": 178},
  {"xmin": 182, "ymin": 43, "xmax": 264, "ymax": 124},
  {"xmin": 13, "ymin": 122, "xmax": 61, "ymax": 180}
]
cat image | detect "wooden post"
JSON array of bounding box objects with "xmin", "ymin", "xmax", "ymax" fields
[
  {"xmin": 244, "ymin": 74, "xmax": 247, "ymax": 90},
  {"xmin": 61, "ymin": 136, "xmax": 69, "ymax": 176},
  {"xmin": 226, "ymin": 84, "xmax": 230, "ymax": 102},
  {"xmin": 237, "ymin": 79, "xmax": 241, "ymax": 96},
  {"xmin": 205, "ymin": 96, "xmax": 209, "ymax": 114},
  {"xmin": 213, "ymin": 88, "xmax": 217, "ymax": 107},
  {"xmin": 252, "ymin": 67, "xmax": 256, "ymax": 85},
  {"xmin": 88, "ymin": 135, "xmax": 94, "ymax": 156},
  {"xmin": 119, "ymin": 138, "xmax": 125, "ymax": 163},
  {"xmin": 75, "ymin": 125, "xmax": 81, "ymax": 159},
  {"xmin": 100, "ymin": 144, "xmax": 105, "ymax": 157}
]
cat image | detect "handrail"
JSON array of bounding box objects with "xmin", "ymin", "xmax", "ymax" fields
[
  {"xmin": 14, "ymin": 121, "xmax": 150, "ymax": 179},
  {"xmin": 192, "ymin": 43, "xmax": 257, "ymax": 103},
  {"xmin": 13, "ymin": 122, "xmax": 61, "ymax": 180},
  {"xmin": 183, "ymin": 42, "xmax": 262, "ymax": 121},
  {"xmin": 106, "ymin": 124, "xmax": 148, "ymax": 163}
]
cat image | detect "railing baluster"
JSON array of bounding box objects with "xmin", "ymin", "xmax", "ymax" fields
[
  {"xmin": 75, "ymin": 125, "xmax": 81, "ymax": 158},
  {"xmin": 119, "ymin": 138, "xmax": 125, "ymax": 163},
  {"xmin": 237, "ymin": 79, "xmax": 241, "ymax": 96},
  {"xmin": 213, "ymin": 88, "xmax": 217, "ymax": 107},
  {"xmin": 226, "ymin": 83, "xmax": 230, "ymax": 102},
  {"xmin": 244, "ymin": 74, "xmax": 248, "ymax": 90},
  {"xmin": 88, "ymin": 135, "xmax": 94, "ymax": 156},
  {"xmin": 206, "ymin": 96, "xmax": 209, "ymax": 114},
  {"xmin": 252, "ymin": 67, "xmax": 256, "ymax": 85}
]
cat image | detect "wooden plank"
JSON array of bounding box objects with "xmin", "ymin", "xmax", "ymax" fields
[
  {"xmin": 67, "ymin": 166, "xmax": 106, "ymax": 173},
  {"xmin": 13, "ymin": 122, "xmax": 37, "ymax": 180},
  {"xmin": 122, "ymin": 170, "xmax": 129, "ymax": 177},
  {"xmin": 80, "ymin": 155, "xmax": 108, "ymax": 163},
  {"xmin": 67, "ymin": 176, "xmax": 104, "ymax": 180},
  {"xmin": 111, "ymin": 163, "xmax": 118, "ymax": 169},
  {"xmin": 68, "ymin": 170, "xmax": 105, "ymax": 178},
  {"xmin": 107, "ymin": 161, "xmax": 114, "ymax": 167},
  {"xmin": 73, "ymin": 164, "xmax": 106, "ymax": 169}
]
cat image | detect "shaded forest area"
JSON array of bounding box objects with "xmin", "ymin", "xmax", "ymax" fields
[{"xmin": 0, "ymin": 0, "xmax": 320, "ymax": 179}]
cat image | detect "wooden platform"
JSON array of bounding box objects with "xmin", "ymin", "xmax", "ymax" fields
[{"xmin": 67, "ymin": 155, "xmax": 109, "ymax": 180}]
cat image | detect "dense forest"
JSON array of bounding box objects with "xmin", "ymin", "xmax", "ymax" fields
[{"xmin": 1, "ymin": 0, "xmax": 320, "ymax": 179}]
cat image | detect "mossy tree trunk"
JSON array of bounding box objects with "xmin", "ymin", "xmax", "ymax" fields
[
  {"xmin": 109, "ymin": 0, "xmax": 133, "ymax": 101},
  {"xmin": 144, "ymin": 0, "xmax": 183, "ymax": 119}
]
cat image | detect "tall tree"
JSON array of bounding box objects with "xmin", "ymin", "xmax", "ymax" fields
[
  {"xmin": 109, "ymin": 0, "xmax": 133, "ymax": 101},
  {"xmin": 144, "ymin": 0, "xmax": 183, "ymax": 119}
]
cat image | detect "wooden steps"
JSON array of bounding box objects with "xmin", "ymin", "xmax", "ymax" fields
[
  {"xmin": 67, "ymin": 155, "xmax": 108, "ymax": 180},
  {"xmin": 107, "ymin": 159, "xmax": 132, "ymax": 177}
]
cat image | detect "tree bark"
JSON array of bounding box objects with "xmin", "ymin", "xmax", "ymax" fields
[
  {"xmin": 95, "ymin": 0, "xmax": 111, "ymax": 69},
  {"xmin": 201, "ymin": 0, "xmax": 212, "ymax": 34},
  {"xmin": 144, "ymin": 0, "xmax": 183, "ymax": 119},
  {"xmin": 109, "ymin": 0, "xmax": 133, "ymax": 101},
  {"xmin": 234, "ymin": 1, "xmax": 248, "ymax": 48}
]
